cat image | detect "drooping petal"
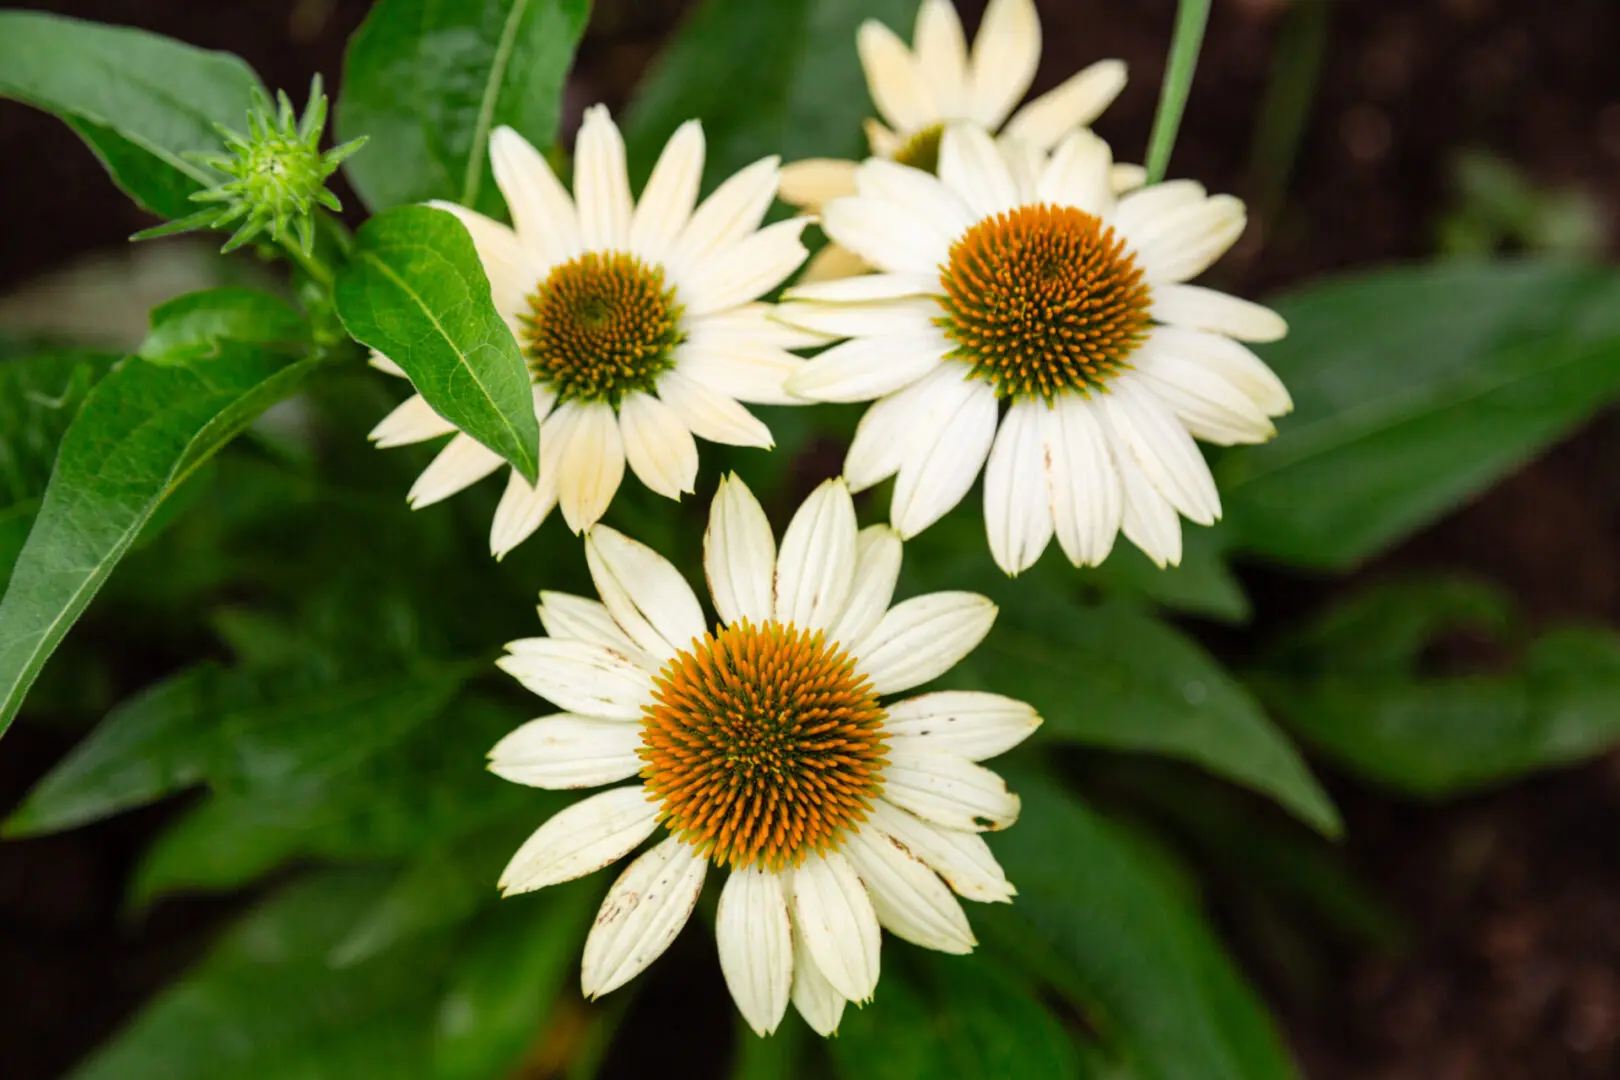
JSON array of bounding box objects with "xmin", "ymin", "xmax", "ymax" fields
[
  {"xmin": 1148, "ymin": 325, "xmax": 1293, "ymax": 416},
  {"xmin": 937, "ymin": 123, "xmax": 1019, "ymax": 218},
  {"xmin": 619, "ymin": 391, "xmax": 699, "ymax": 500},
  {"xmin": 407, "ymin": 433, "xmax": 505, "ymax": 509},
  {"xmin": 581, "ymin": 837, "xmax": 708, "ymax": 997},
  {"xmin": 791, "ymin": 851, "xmax": 881, "ymax": 1002},
  {"xmin": 574, "ymin": 105, "xmax": 633, "ymax": 251},
  {"xmin": 1114, "ymin": 433, "xmax": 1183, "ymax": 568},
  {"xmin": 867, "ymin": 799, "xmax": 1015, "ymax": 903},
  {"xmin": 1003, "ymin": 59, "xmax": 1128, "ymax": 150},
  {"xmin": 842, "ymin": 828, "xmax": 976, "ymax": 954},
  {"xmin": 629, "ymin": 120, "xmax": 705, "ymax": 265},
  {"xmin": 853, "ymin": 592, "xmax": 997, "ymax": 695},
  {"xmin": 826, "ymin": 525, "xmax": 903, "ymax": 649},
  {"xmin": 488, "ymin": 714, "xmax": 645, "ymax": 788},
  {"xmin": 856, "ymin": 18, "xmax": 937, "ymax": 133},
  {"xmin": 490, "ymin": 125, "xmax": 583, "ymax": 270},
  {"xmin": 842, "ymin": 362, "xmax": 963, "ymax": 492},
  {"xmin": 657, "ymin": 370, "xmax": 774, "ymax": 448},
  {"xmin": 881, "ymin": 750, "xmax": 1021, "ymax": 831},
  {"xmin": 369, "ymin": 394, "xmax": 456, "ymax": 448},
  {"xmin": 498, "ymin": 786, "xmax": 661, "ymax": 895},
  {"xmin": 704, "ymin": 473, "xmax": 777, "ymax": 628},
  {"xmin": 715, "ymin": 867, "xmax": 794, "ymax": 1037},
  {"xmin": 491, "ymin": 468, "xmax": 559, "ymax": 560},
  {"xmin": 882, "ymin": 691, "xmax": 1042, "ymax": 762},
  {"xmin": 790, "ymin": 916, "xmax": 847, "ymax": 1036},
  {"xmin": 890, "ymin": 376, "xmax": 999, "ymax": 538},
  {"xmin": 983, "ymin": 398, "xmax": 1055, "ymax": 576},
  {"xmin": 966, "ymin": 0, "xmax": 1042, "ymax": 129},
  {"xmin": 586, "ymin": 525, "xmax": 708, "ymax": 663},
  {"xmin": 556, "ymin": 401, "xmax": 626, "ymax": 533},
  {"xmin": 1042, "ymin": 394, "xmax": 1123, "ymax": 568},
  {"xmin": 1097, "ymin": 376, "xmax": 1221, "ymax": 525},
  {"xmin": 1134, "ymin": 342, "xmax": 1277, "ymax": 446},
  {"xmin": 497, "ymin": 639, "xmax": 652, "ymax": 720}
]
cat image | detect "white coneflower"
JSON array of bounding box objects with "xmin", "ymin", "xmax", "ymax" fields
[
  {"xmin": 490, "ymin": 474, "xmax": 1040, "ymax": 1036},
  {"xmin": 368, "ymin": 106, "xmax": 820, "ymax": 558},
  {"xmin": 778, "ymin": 0, "xmax": 1131, "ymax": 283},
  {"xmin": 776, "ymin": 123, "xmax": 1292, "ymax": 573}
]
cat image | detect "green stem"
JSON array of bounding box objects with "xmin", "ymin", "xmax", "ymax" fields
[{"xmin": 1144, "ymin": 0, "xmax": 1213, "ymax": 185}]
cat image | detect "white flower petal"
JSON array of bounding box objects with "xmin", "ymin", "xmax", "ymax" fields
[
  {"xmin": 912, "ymin": 0, "xmax": 969, "ymax": 117},
  {"xmin": 865, "ymin": 117, "xmax": 902, "ymax": 158},
  {"xmin": 1151, "ymin": 284, "xmax": 1288, "ymax": 343},
  {"xmin": 1111, "ymin": 162, "xmax": 1148, "ymax": 194},
  {"xmin": 671, "ymin": 340, "xmax": 804, "ymax": 406},
  {"xmin": 882, "ymin": 691, "xmax": 1041, "ymax": 762},
  {"xmin": 1125, "ymin": 195, "xmax": 1248, "ymax": 284},
  {"xmin": 778, "ymin": 158, "xmax": 859, "ymax": 211},
  {"xmin": 1134, "ymin": 342, "xmax": 1277, "ymax": 446},
  {"xmin": 665, "ymin": 156, "xmax": 781, "ymax": 282},
  {"xmin": 693, "ymin": 302, "xmax": 834, "ymax": 351},
  {"xmin": 1037, "ymin": 127, "xmax": 1115, "ymax": 217},
  {"xmin": 581, "ymin": 836, "xmax": 708, "ymax": 997},
  {"xmin": 772, "ymin": 297, "xmax": 938, "ymax": 340},
  {"xmin": 490, "ymin": 125, "xmax": 583, "ymax": 270},
  {"xmin": 983, "ymin": 399, "xmax": 1055, "ymax": 576},
  {"xmin": 619, "ymin": 391, "xmax": 698, "ymax": 500},
  {"xmin": 1041, "ymin": 394, "xmax": 1123, "ymax": 567},
  {"xmin": 843, "ymin": 827, "xmax": 975, "ymax": 954},
  {"xmin": 857, "ymin": 18, "xmax": 937, "ymax": 133},
  {"xmin": 855, "ymin": 159, "xmax": 977, "ymax": 240},
  {"xmin": 1003, "ymin": 59, "xmax": 1128, "ymax": 150},
  {"xmin": 826, "ymin": 525, "xmax": 903, "ymax": 649},
  {"xmin": 843, "ymin": 362, "xmax": 963, "ymax": 493},
  {"xmin": 488, "ymin": 714, "xmax": 644, "ymax": 789},
  {"xmin": 586, "ymin": 525, "xmax": 708, "ymax": 663},
  {"xmin": 704, "ymin": 473, "xmax": 777, "ymax": 628},
  {"xmin": 407, "ymin": 433, "xmax": 505, "ymax": 509},
  {"xmin": 678, "ymin": 217, "xmax": 810, "ymax": 317},
  {"xmin": 498, "ymin": 638, "xmax": 653, "ymax": 720},
  {"xmin": 821, "ymin": 195, "xmax": 954, "ymax": 277},
  {"xmin": 425, "ymin": 200, "xmax": 537, "ymax": 319},
  {"xmin": 966, "ymin": 0, "xmax": 1041, "ymax": 128},
  {"xmin": 890, "ymin": 376, "xmax": 999, "ymax": 538},
  {"xmin": 785, "ymin": 329, "xmax": 947, "ymax": 404},
  {"xmin": 784, "ymin": 272, "xmax": 941, "ymax": 303},
  {"xmin": 772, "ymin": 478, "xmax": 858, "ymax": 632},
  {"xmin": 1149, "ymin": 325, "xmax": 1293, "ymax": 416},
  {"xmin": 881, "ymin": 750, "xmax": 1020, "ymax": 831},
  {"xmin": 790, "ymin": 916, "xmax": 847, "ymax": 1035},
  {"xmin": 716, "ymin": 867, "xmax": 794, "ymax": 1037},
  {"xmin": 999, "ymin": 136, "xmax": 1046, "ymax": 206},
  {"xmin": 556, "ymin": 400, "xmax": 626, "ymax": 533},
  {"xmin": 791, "ymin": 851, "xmax": 881, "ymax": 1003},
  {"xmin": 796, "ymin": 242, "xmax": 872, "ymax": 285},
  {"xmin": 657, "ymin": 370, "xmax": 774, "ymax": 448},
  {"xmin": 938, "ymin": 123, "xmax": 1020, "ymax": 218},
  {"xmin": 1110, "ymin": 180, "xmax": 1208, "ymax": 238},
  {"xmin": 537, "ymin": 592, "xmax": 656, "ymax": 670},
  {"xmin": 1114, "ymin": 435, "xmax": 1183, "ymax": 568},
  {"xmin": 491, "ymin": 468, "xmax": 559, "ymax": 560},
  {"xmin": 369, "ymin": 350, "xmax": 406, "ymax": 377},
  {"xmin": 629, "ymin": 120, "xmax": 705, "ymax": 265},
  {"xmin": 867, "ymin": 799, "xmax": 1015, "ymax": 903},
  {"xmin": 498, "ymin": 786, "xmax": 660, "ymax": 895},
  {"xmin": 1098, "ymin": 376, "xmax": 1221, "ymax": 525},
  {"xmin": 574, "ymin": 105, "xmax": 633, "ymax": 251},
  {"xmin": 853, "ymin": 591, "xmax": 996, "ymax": 696},
  {"xmin": 369, "ymin": 394, "xmax": 456, "ymax": 448}
]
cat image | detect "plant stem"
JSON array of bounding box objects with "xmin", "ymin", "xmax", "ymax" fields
[{"xmin": 1144, "ymin": 0, "xmax": 1213, "ymax": 185}]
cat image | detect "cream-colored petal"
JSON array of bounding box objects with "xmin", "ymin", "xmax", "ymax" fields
[
  {"xmin": 843, "ymin": 362, "xmax": 964, "ymax": 493},
  {"xmin": 369, "ymin": 350, "xmax": 406, "ymax": 377},
  {"xmin": 938, "ymin": 123, "xmax": 1020, "ymax": 218},
  {"xmin": 772, "ymin": 297, "xmax": 939, "ymax": 340},
  {"xmin": 1114, "ymin": 432, "xmax": 1183, "ymax": 568},
  {"xmin": 843, "ymin": 828, "xmax": 975, "ymax": 954},
  {"xmin": 999, "ymin": 136, "xmax": 1046, "ymax": 207},
  {"xmin": 1111, "ymin": 162, "xmax": 1148, "ymax": 194},
  {"xmin": 1097, "ymin": 376, "xmax": 1221, "ymax": 525},
  {"xmin": 488, "ymin": 713, "xmax": 644, "ymax": 789},
  {"xmin": 820, "ymin": 195, "xmax": 954, "ymax": 277},
  {"xmin": 1003, "ymin": 59, "xmax": 1128, "ymax": 150},
  {"xmin": 881, "ymin": 691, "xmax": 1041, "ymax": 762},
  {"xmin": 855, "ymin": 158, "xmax": 977, "ymax": 239},
  {"xmin": 574, "ymin": 104, "xmax": 633, "ymax": 251},
  {"xmin": 677, "ymin": 217, "xmax": 810, "ymax": 317},
  {"xmin": 1110, "ymin": 179, "xmax": 1207, "ymax": 236},
  {"xmin": 490, "ymin": 125, "xmax": 583, "ymax": 270},
  {"xmin": 881, "ymin": 750, "xmax": 1020, "ymax": 831},
  {"xmin": 619, "ymin": 391, "xmax": 699, "ymax": 500},
  {"xmin": 657, "ymin": 370, "xmax": 774, "ymax": 448},
  {"xmin": 790, "ymin": 915, "xmax": 847, "ymax": 1035},
  {"xmin": 693, "ymin": 302, "xmax": 834, "ymax": 352},
  {"xmin": 716, "ymin": 867, "xmax": 794, "ymax": 1037},
  {"xmin": 665, "ymin": 156, "xmax": 781, "ymax": 282},
  {"xmin": 556, "ymin": 401, "xmax": 626, "ymax": 533},
  {"xmin": 983, "ymin": 398, "xmax": 1055, "ymax": 576},
  {"xmin": 425, "ymin": 200, "xmax": 537, "ymax": 319},
  {"xmin": 1037, "ymin": 127, "xmax": 1115, "ymax": 217},
  {"xmin": 1149, "ymin": 325, "xmax": 1293, "ymax": 417},
  {"xmin": 498, "ymin": 786, "xmax": 660, "ymax": 895},
  {"xmin": 826, "ymin": 525, "xmax": 903, "ymax": 649},
  {"xmin": 867, "ymin": 799, "xmax": 1015, "ymax": 903},
  {"xmin": 778, "ymin": 158, "xmax": 860, "ymax": 211},
  {"xmin": 912, "ymin": 0, "xmax": 969, "ymax": 117},
  {"xmin": 792, "ymin": 852, "xmax": 881, "ymax": 1003},
  {"xmin": 490, "ymin": 468, "xmax": 558, "ymax": 561},
  {"xmin": 865, "ymin": 117, "xmax": 902, "ymax": 158},
  {"xmin": 966, "ymin": 0, "xmax": 1041, "ymax": 129},
  {"xmin": 890, "ymin": 376, "xmax": 999, "ymax": 538},
  {"xmin": 537, "ymin": 592, "xmax": 655, "ymax": 670},
  {"xmin": 406, "ymin": 433, "xmax": 505, "ymax": 509},
  {"xmin": 773, "ymin": 477, "xmax": 858, "ymax": 633},
  {"xmin": 704, "ymin": 472, "xmax": 776, "ymax": 628},
  {"xmin": 857, "ymin": 18, "xmax": 937, "ymax": 133},
  {"xmin": 586, "ymin": 524, "xmax": 708, "ymax": 663},
  {"xmin": 785, "ymin": 330, "xmax": 946, "ymax": 404},
  {"xmin": 796, "ymin": 242, "xmax": 872, "ymax": 285},
  {"xmin": 497, "ymin": 638, "xmax": 652, "ymax": 720},
  {"xmin": 784, "ymin": 271, "xmax": 940, "ymax": 303},
  {"xmin": 1123, "ymin": 195, "xmax": 1247, "ymax": 284},
  {"xmin": 672, "ymin": 339, "xmax": 805, "ymax": 406},
  {"xmin": 629, "ymin": 120, "xmax": 705, "ymax": 265},
  {"xmin": 369, "ymin": 394, "xmax": 456, "ymax": 448},
  {"xmin": 1042, "ymin": 394, "xmax": 1122, "ymax": 568},
  {"xmin": 1134, "ymin": 339, "xmax": 1277, "ymax": 446},
  {"xmin": 1151, "ymin": 285, "xmax": 1288, "ymax": 343},
  {"xmin": 853, "ymin": 591, "xmax": 997, "ymax": 696},
  {"xmin": 581, "ymin": 836, "xmax": 708, "ymax": 997}
]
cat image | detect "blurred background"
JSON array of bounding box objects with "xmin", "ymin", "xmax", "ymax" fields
[{"xmin": 3, "ymin": 1, "xmax": 1620, "ymax": 1078}]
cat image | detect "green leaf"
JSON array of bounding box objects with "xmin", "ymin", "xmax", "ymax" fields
[
  {"xmin": 622, "ymin": 0, "xmax": 916, "ymax": 183},
  {"xmin": 834, "ymin": 952, "xmax": 1079, "ymax": 1080},
  {"xmin": 969, "ymin": 585, "xmax": 1339, "ymax": 836},
  {"xmin": 0, "ymin": 12, "xmax": 263, "ymax": 218},
  {"xmin": 980, "ymin": 772, "xmax": 1300, "ymax": 1080},
  {"xmin": 337, "ymin": 0, "xmax": 591, "ymax": 217},
  {"xmin": 138, "ymin": 288, "xmax": 310, "ymax": 365},
  {"xmin": 71, "ymin": 870, "xmax": 444, "ymax": 1080},
  {"xmin": 335, "ymin": 205, "xmax": 539, "ymax": 482},
  {"xmin": 0, "ymin": 340, "xmax": 323, "ymax": 738},
  {"xmin": 1223, "ymin": 261, "xmax": 1620, "ymax": 568}
]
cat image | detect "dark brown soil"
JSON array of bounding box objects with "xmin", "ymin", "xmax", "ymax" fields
[{"xmin": 4, "ymin": 2, "xmax": 1620, "ymax": 1078}]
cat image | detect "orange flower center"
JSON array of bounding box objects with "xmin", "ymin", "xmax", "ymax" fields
[
  {"xmin": 639, "ymin": 619, "xmax": 888, "ymax": 871},
  {"xmin": 938, "ymin": 203, "xmax": 1153, "ymax": 401}
]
